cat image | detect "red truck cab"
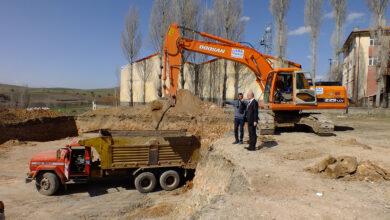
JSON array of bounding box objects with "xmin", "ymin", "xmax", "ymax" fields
[{"xmin": 26, "ymin": 142, "xmax": 92, "ymax": 196}]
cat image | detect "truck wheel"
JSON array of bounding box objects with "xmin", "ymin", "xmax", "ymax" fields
[
  {"xmin": 159, "ymin": 170, "xmax": 180, "ymax": 191},
  {"xmin": 134, "ymin": 172, "xmax": 156, "ymax": 193},
  {"xmin": 36, "ymin": 172, "xmax": 60, "ymax": 196}
]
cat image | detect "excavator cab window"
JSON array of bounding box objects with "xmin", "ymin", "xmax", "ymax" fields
[
  {"xmin": 274, "ymin": 73, "xmax": 293, "ymax": 103},
  {"xmin": 293, "ymin": 72, "xmax": 317, "ymax": 105}
]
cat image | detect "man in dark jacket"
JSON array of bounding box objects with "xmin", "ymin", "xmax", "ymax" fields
[
  {"xmin": 225, "ymin": 93, "xmax": 246, "ymax": 144},
  {"xmin": 0, "ymin": 201, "xmax": 4, "ymax": 220},
  {"xmin": 245, "ymin": 90, "xmax": 259, "ymax": 151}
]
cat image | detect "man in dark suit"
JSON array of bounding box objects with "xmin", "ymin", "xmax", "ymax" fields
[
  {"xmin": 0, "ymin": 201, "xmax": 4, "ymax": 220},
  {"xmin": 245, "ymin": 90, "xmax": 258, "ymax": 151}
]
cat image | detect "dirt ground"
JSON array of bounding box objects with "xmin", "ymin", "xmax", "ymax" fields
[{"xmin": 0, "ymin": 110, "xmax": 389, "ymax": 219}]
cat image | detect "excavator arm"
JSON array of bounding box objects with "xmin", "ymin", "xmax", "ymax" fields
[{"xmin": 162, "ymin": 23, "xmax": 301, "ymax": 97}]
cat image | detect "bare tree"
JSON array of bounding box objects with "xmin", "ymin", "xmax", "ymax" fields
[
  {"xmin": 330, "ymin": 0, "xmax": 346, "ymax": 82},
  {"xmin": 137, "ymin": 60, "xmax": 152, "ymax": 104},
  {"xmin": 269, "ymin": 0, "xmax": 290, "ymax": 59},
  {"xmin": 366, "ymin": 0, "xmax": 389, "ymax": 107},
  {"xmin": 149, "ymin": 0, "xmax": 173, "ymax": 97},
  {"xmin": 200, "ymin": 7, "xmax": 217, "ymax": 100},
  {"xmin": 305, "ymin": 0, "xmax": 323, "ymax": 82},
  {"xmin": 233, "ymin": 20, "xmax": 247, "ymax": 97},
  {"xmin": 214, "ymin": 0, "xmax": 243, "ymax": 105},
  {"xmin": 172, "ymin": 0, "xmax": 201, "ymax": 89},
  {"xmin": 114, "ymin": 67, "xmax": 121, "ymax": 107},
  {"xmin": 121, "ymin": 6, "xmax": 141, "ymax": 106}
]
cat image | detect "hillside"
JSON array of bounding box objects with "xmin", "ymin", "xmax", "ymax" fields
[{"xmin": 0, "ymin": 83, "xmax": 119, "ymax": 113}]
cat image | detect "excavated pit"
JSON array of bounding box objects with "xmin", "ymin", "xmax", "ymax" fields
[{"xmin": 0, "ymin": 109, "xmax": 78, "ymax": 145}]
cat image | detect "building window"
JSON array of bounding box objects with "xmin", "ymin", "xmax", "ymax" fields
[
  {"xmin": 369, "ymin": 56, "xmax": 379, "ymax": 66},
  {"xmin": 370, "ymin": 35, "xmax": 378, "ymax": 46}
]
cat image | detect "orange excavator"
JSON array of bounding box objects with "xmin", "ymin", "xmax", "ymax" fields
[{"xmin": 162, "ymin": 23, "xmax": 348, "ymax": 135}]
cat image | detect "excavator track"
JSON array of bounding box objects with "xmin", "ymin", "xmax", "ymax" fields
[
  {"xmin": 258, "ymin": 110, "xmax": 334, "ymax": 136},
  {"xmin": 297, "ymin": 113, "xmax": 334, "ymax": 136},
  {"xmin": 259, "ymin": 110, "xmax": 275, "ymax": 135}
]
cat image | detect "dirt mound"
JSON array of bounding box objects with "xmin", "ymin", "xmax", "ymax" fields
[
  {"xmin": 173, "ymin": 89, "xmax": 202, "ymax": 115},
  {"xmin": 174, "ymin": 148, "xmax": 250, "ymax": 218},
  {"xmin": 306, "ymin": 155, "xmax": 390, "ymax": 181},
  {"xmin": 0, "ymin": 108, "xmax": 61, "ymax": 125},
  {"xmin": 77, "ymin": 89, "xmax": 231, "ymax": 148}
]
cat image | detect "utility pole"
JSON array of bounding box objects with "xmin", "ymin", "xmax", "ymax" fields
[{"xmin": 260, "ymin": 23, "xmax": 273, "ymax": 55}]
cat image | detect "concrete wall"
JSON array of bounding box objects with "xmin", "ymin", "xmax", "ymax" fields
[
  {"xmin": 120, "ymin": 56, "xmax": 262, "ymax": 105},
  {"xmin": 120, "ymin": 55, "xmax": 160, "ymax": 104},
  {"xmin": 342, "ymin": 35, "xmax": 370, "ymax": 104},
  {"xmin": 342, "ymin": 30, "xmax": 390, "ymax": 107}
]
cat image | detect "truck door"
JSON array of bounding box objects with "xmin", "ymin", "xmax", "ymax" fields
[
  {"xmin": 294, "ymin": 72, "xmax": 317, "ymax": 105},
  {"xmin": 84, "ymin": 147, "xmax": 91, "ymax": 176},
  {"xmin": 64, "ymin": 149, "xmax": 71, "ymax": 180}
]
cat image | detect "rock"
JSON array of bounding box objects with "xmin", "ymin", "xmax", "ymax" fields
[
  {"xmin": 356, "ymin": 160, "xmax": 390, "ymax": 181},
  {"xmin": 317, "ymin": 155, "xmax": 336, "ymax": 172},
  {"xmin": 325, "ymin": 156, "xmax": 357, "ymax": 179},
  {"xmin": 337, "ymin": 156, "xmax": 358, "ymax": 173}
]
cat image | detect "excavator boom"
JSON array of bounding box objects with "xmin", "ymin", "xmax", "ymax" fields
[{"xmin": 163, "ymin": 23, "xmax": 300, "ymax": 97}]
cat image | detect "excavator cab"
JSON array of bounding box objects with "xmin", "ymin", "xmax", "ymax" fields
[{"xmin": 263, "ymin": 70, "xmax": 317, "ymax": 106}]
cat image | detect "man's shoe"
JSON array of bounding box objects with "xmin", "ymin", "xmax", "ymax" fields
[
  {"xmin": 245, "ymin": 146, "xmax": 256, "ymax": 151},
  {"xmin": 239, "ymin": 141, "xmax": 243, "ymax": 144},
  {"xmin": 232, "ymin": 141, "xmax": 239, "ymax": 144}
]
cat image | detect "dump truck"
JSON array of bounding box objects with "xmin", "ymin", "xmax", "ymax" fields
[{"xmin": 26, "ymin": 130, "xmax": 200, "ymax": 196}]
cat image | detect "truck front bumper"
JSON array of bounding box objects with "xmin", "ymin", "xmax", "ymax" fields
[{"xmin": 25, "ymin": 172, "xmax": 34, "ymax": 183}]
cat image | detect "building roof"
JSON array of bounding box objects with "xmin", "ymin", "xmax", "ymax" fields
[{"xmin": 343, "ymin": 27, "xmax": 390, "ymax": 51}]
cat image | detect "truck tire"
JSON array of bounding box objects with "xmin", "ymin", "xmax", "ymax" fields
[
  {"xmin": 134, "ymin": 172, "xmax": 156, "ymax": 193},
  {"xmin": 159, "ymin": 170, "xmax": 180, "ymax": 191},
  {"xmin": 36, "ymin": 172, "xmax": 60, "ymax": 196}
]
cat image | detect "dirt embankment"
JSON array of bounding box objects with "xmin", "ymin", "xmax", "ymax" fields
[
  {"xmin": 76, "ymin": 90, "xmax": 231, "ymax": 148},
  {"xmin": 0, "ymin": 108, "xmax": 78, "ymax": 145},
  {"xmin": 0, "ymin": 108, "xmax": 62, "ymax": 124}
]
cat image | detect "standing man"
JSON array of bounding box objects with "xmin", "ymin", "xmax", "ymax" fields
[
  {"xmin": 245, "ymin": 90, "xmax": 259, "ymax": 151},
  {"xmin": 225, "ymin": 93, "xmax": 246, "ymax": 144},
  {"xmin": 0, "ymin": 201, "xmax": 4, "ymax": 220}
]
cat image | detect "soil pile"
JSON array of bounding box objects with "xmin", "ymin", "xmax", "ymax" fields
[
  {"xmin": 306, "ymin": 155, "xmax": 390, "ymax": 181},
  {"xmin": 0, "ymin": 108, "xmax": 61, "ymax": 125},
  {"xmin": 77, "ymin": 89, "xmax": 231, "ymax": 148}
]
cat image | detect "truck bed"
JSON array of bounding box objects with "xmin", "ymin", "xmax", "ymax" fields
[{"xmin": 78, "ymin": 130, "xmax": 200, "ymax": 170}]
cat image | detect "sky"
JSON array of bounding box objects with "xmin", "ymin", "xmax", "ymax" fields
[{"xmin": 0, "ymin": 0, "xmax": 389, "ymax": 89}]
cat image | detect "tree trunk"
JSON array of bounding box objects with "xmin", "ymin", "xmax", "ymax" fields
[
  {"xmin": 194, "ymin": 64, "xmax": 200, "ymax": 96},
  {"xmin": 234, "ymin": 63, "xmax": 240, "ymax": 97},
  {"xmin": 158, "ymin": 54, "xmax": 163, "ymax": 97},
  {"xmin": 129, "ymin": 63, "xmax": 134, "ymax": 106},
  {"xmin": 143, "ymin": 80, "xmax": 146, "ymax": 104},
  {"xmin": 209, "ymin": 63, "xmax": 213, "ymax": 102},
  {"xmin": 180, "ymin": 55, "xmax": 186, "ymax": 89},
  {"xmin": 221, "ymin": 60, "xmax": 228, "ymax": 106},
  {"xmin": 311, "ymin": 36, "xmax": 317, "ymax": 84},
  {"xmin": 376, "ymin": 74, "xmax": 382, "ymax": 107}
]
